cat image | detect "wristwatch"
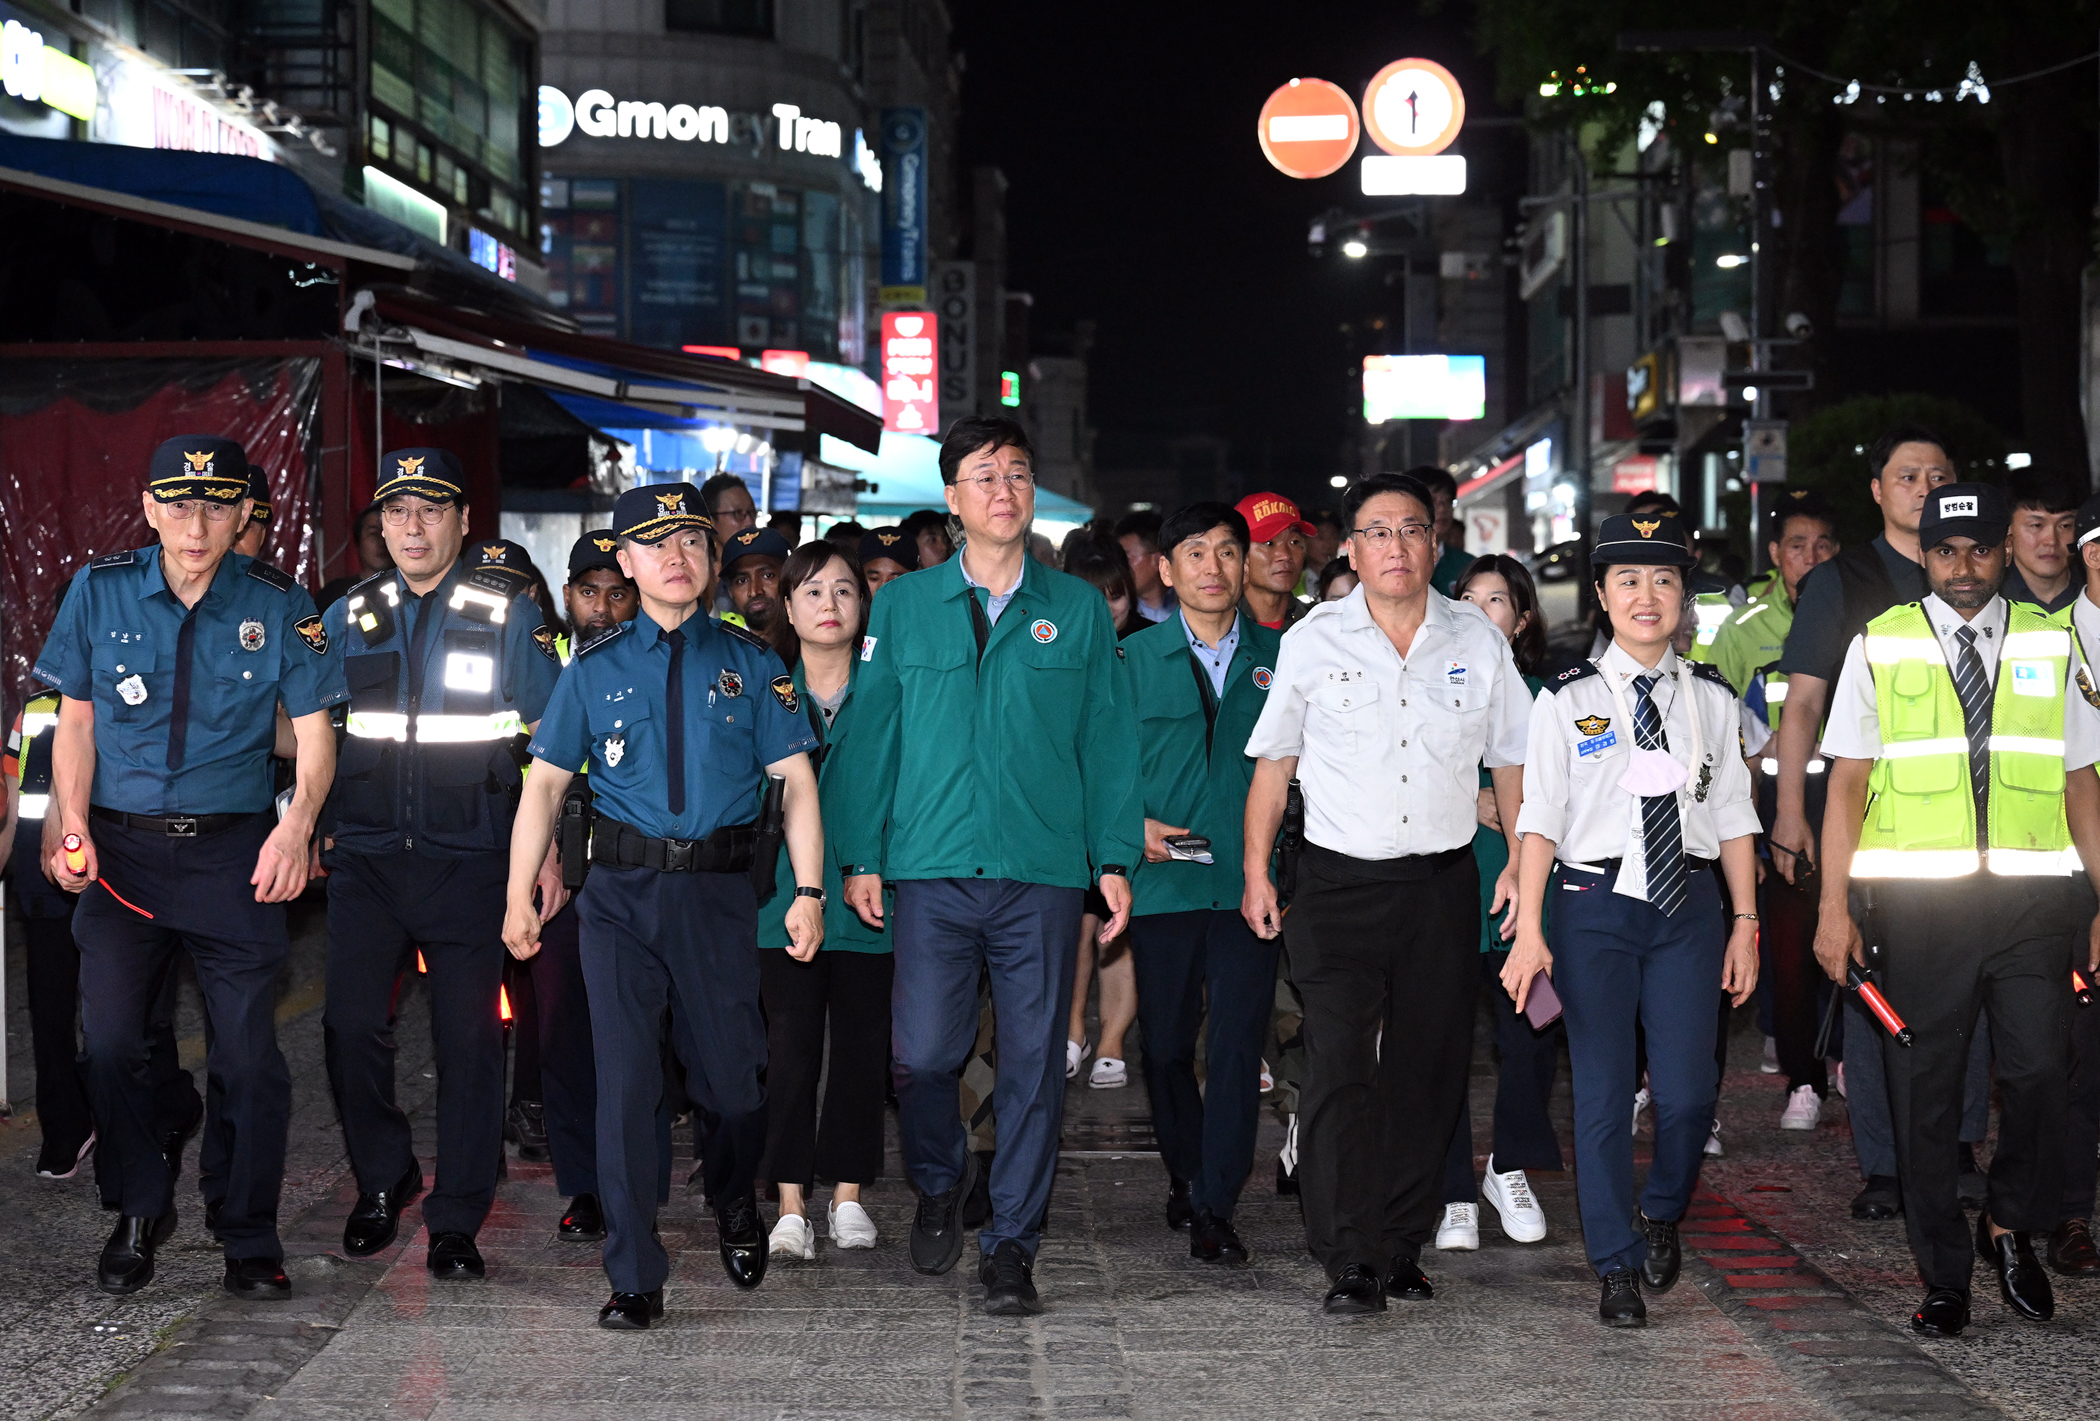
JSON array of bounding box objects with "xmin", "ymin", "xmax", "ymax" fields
[
  {"xmin": 795, "ymin": 886, "xmax": 826, "ymax": 904},
  {"xmin": 1099, "ymin": 865, "xmax": 1129, "ymax": 880}
]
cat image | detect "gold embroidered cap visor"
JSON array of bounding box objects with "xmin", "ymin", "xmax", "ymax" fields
[
  {"xmin": 147, "ymin": 434, "xmax": 252, "ymax": 504},
  {"xmin": 374, "ymin": 447, "xmax": 467, "ymax": 505},
  {"xmin": 612, "ymin": 481, "xmax": 714, "ymax": 544}
]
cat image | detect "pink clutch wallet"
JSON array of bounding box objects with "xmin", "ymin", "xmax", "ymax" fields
[{"xmin": 1524, "ymin": 971, "xmax": 1563, "ymax": 1030}]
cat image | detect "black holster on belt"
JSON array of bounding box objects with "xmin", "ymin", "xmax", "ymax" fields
[
  {"xmin": 1278, "ymin": 777, "xmax": 1306, "ymax": 902},
  {"xmin": 558, "ymin": 776, "xmax": 594, "ymax": 890},
  {"xmin": 749, "ymin": 774, "xmax": 787, "ymax": 902}
]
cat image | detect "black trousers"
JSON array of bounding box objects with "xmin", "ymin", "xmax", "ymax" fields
[
  {"xmin": 1440, "ymin": 948, "xmax": 1564, "ymax": 1202},
  {"xmin": 757, "ymin": 948, "xmax": 893, "ymax": 1188},
  {"xmin": 505, "ymin": 952, "xmax": 541, "ymax": 1105},
  {"xmin": 524, "ymin": 902, "xmax": 600, "ymax": 1198},
  {"xmin": 75, "ymin": 815, "xmax": 289, "ymax": 1260},
  {"xmin": 2063, "ymin": 880, "xmax": 2100, "ymax": 1224},
  {"xmin": 1764, "ymin": 869, "xmax": 1830, "ymax": 1096},
  {"xmin": 323, "ymin": 851, "xmax": 507, "ymax": 1239},
  {"xmin": 1875, "ymin": 877, "xmax": 2080, "ymax": 1292},
  {"xmin": 1128, "ymin": 908, "xmax": 1278, "ymax": 1219},
  {"xmin": 1285, "ymin": 844, "xmax": 1479, "ymax": 1278},
  {"xmin": 579, "ymin": 864, "xmax": 767, "ymax": 1295}
]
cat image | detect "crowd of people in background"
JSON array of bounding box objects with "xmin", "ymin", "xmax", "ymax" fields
[{"xmin": 7, "ymin": 416, "xmax": 2097, "ymax": 1340}]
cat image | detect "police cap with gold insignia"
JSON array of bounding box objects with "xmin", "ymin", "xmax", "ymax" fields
[
  {"xmin": 723, "ymin": 526, "xmax": 792, "ymax": 570},
  {"xmin": 147, "ymin": 435, "xmax": 251, "ymax": 504},
  {"xmin": 569, "ymin": 528, "xmax": 624, "ymax": 579},
  {"xmin": 473, "ymin": 538, "xmax": 533, "ymax": 570},
  {"xmin": 1918, "ymin": 482, "xmax": 2008, "ymax": 551},
  {"xmin": 244, "ymin": 463, "xmax": 273, "ymax": 523},
  {"xmin": 612, "ymin": 481, "xmax": 712, "ymax": 544},
  {"xmin": 858, "ymin": 525, "xmax": 919, "ymax": 571},
  {"xmin": 1592, "ymin": 511, "xmax": 1696, "ymax": 568},
  {"xmin": 375, "ymin": 447, "xmax": 466, "ymax": 505}
]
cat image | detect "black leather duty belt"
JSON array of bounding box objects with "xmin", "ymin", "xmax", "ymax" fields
[
  {"xmin": 90, "ymin": 806, "xmax": 253, "ymax": 837},
  {"xmin": 589, "ymin": 816, "xmax": 757, "ymax": 874}
]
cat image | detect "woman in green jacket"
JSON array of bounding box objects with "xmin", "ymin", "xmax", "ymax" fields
[{"xmin": 757, "ymin": 542, "xmax": 893, "ymax": 1261}]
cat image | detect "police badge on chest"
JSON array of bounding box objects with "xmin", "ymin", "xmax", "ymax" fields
[
  {"xmin": 605, "ymin": 734, "xmax": 626, "ymax": 768},
  {"xmin": 239, "ymin": 619, "xmax": 266, "ymax": 652}
]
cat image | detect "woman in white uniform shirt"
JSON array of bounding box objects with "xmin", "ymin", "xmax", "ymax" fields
[{"xmin": 1503, "ymin": 513, "xmax": 1761, "ymax": 1328}]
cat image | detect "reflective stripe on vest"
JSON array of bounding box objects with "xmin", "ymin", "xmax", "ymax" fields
[
  {"xmin": 1693, "ymin": 593, "xmax": 1731, "ymax": 648},
  {"xmin": 17, "ymin": 792, "xmax": 48, "ymax": 819},
  {"xmin": 345, "ymin": 710, "xmax": 524, "ymax": 743},
  {"xmin": 1853, "ymin": 602, "xmax": 2072, "ymax": 878}
]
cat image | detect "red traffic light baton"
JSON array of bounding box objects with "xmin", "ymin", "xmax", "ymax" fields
[
  {"xmin": 2075, "ymin": 967, "xmax": 2095, "ymax": 1008},
  {"xmin": 63, "ymin": 833, "xmax": 154, "ymax": 919},
  {"xmin": 1848, "ymin": 965, "xmax": 1911, "ymax": 1047}
]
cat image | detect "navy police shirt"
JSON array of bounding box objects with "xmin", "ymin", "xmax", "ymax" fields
[
  {"xmin": 33, "ymin": 545, "xmax": 348, "ymax": 815},
  {"xmin": 529, "ymin": 609, "xmax": 817, "ymax": 840}
]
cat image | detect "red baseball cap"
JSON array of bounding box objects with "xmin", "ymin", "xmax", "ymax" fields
[{"xmin": 1235, "ymin": 492, "xmax": 1316, "ymax": 544}]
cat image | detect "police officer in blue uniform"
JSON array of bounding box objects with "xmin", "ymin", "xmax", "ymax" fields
[
  {"xmin": 319, "ymin": 448, "xmax": 561, "ymax": 1280},
  {"xmin": 33, "ymin": 434, "xmax": 346, "ymax": 1298},
  {"xmin": 504, "ymin": 483, "xmax": 826, "ymax": 1330}
]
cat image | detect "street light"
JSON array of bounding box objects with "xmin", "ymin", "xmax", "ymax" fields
[{"xmin": 1341, "ymin": 237, "xmax": 1369, "ymax": 258}]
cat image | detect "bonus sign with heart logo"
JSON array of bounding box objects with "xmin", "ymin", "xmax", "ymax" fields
[{"xmin": 881, "ymin": 310, "xmax": 940, "ymax": 434}]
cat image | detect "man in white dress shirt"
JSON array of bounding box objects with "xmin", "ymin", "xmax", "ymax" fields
[{"xmin": 1241, "ymin": 471, "xmax": 1530, "ymax": 1315}]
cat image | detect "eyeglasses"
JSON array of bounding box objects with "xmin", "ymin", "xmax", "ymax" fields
[
  {"xmin": 380, "ymin": 504, "xmax": 454, "ymax": 527},
  {"xmin": 1350, "ymin": 523, "xmax": 1433, "ymax": 548},
  {"xmin": 159, "ymin": 501, "xmax": 239, "ymax": 523},
  {"xmin": 954, "ymin": 472, "xmax": 1034, "ymax": 494}
]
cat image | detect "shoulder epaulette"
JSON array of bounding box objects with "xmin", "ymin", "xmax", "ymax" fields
[
  {"xmin": 89, "ymin": 549, "xmax": 137, "ymax": 570},
  {"xmin": 468, "ymin": 565, "xmax": 532, "ymax": 600},
  {"xmin": 347, "ymin": 569, "xmax": 391, "ymax": 598},
  {"xmin": 1689, "ymin": 660, "xmax": 1733, "ymax": 690},
  {"xmin": 245, "ymin": 560, "xmax": 295, "ymax": 591},
  {"xmin": 718, "ymin": 618, "xmax": 770, "ymax": 651},
  {"xmin": 1551, "ymin": 661, "xmax": 1600, "ymax": 686},
  {"xmin": 575, "ymin": 621, "xmax": 629, "ymax": 657}
]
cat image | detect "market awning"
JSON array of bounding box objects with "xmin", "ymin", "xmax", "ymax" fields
[{"xmin": 365, "ymin": 288, "xmax": 882, "ymax": 454}]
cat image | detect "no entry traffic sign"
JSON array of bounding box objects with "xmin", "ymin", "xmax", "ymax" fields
[
  {"xmin": 1363, "ymin": 58, "xmax": 1465, "ymax": 157},
  {"xmin": 1257, "ymin": 78, "xmax": 1360, "ymax": 180}
]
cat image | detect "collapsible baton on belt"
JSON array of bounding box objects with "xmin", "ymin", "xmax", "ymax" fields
[
  {"xmin": 558, "ymin": 776, "xmax": 594, "ymax": 891},
  {"xmin": 1278, "ymin": 778, "xmax": 1306, "ymax": 903},
  {"xmin": 748, "ymin": 774, "xmax": 786, "ymax": 902}
]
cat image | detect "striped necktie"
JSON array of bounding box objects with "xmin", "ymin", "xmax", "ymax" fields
[
  {"xmin": 1633, "ymin": 672, "xmax": 1686, "ymax": 916},
  {"xmin": 1952, "ymin": 624, "xmax": 1991, "ymax": 845}
]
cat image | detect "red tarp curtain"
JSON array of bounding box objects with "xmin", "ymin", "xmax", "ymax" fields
[{"xmin": 0, "ymin": 357, "xmax": 319, "ymax": 712}]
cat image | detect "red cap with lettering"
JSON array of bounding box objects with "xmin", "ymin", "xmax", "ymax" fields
[{"xmin": 1235, "ymin": 492, "xmax": 1316, "ymax": 544}]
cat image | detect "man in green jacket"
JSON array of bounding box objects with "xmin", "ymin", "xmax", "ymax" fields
[
  {"xmin": 1123, "ymin": 502, "xmax": 1281, "ymax": 1268},
  {"xmin": 834, "ymin": 415, "xmax": 1142, "ymax": 1316}
]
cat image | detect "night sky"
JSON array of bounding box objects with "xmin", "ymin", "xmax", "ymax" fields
[{"xmin": 954, "ymin": 1, "xmax": 1510, "ymax": 512}]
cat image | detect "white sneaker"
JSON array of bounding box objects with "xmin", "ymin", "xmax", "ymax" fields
[
  {"xmin": 827, "ymin": 1199, "xmax": 877, "ymax": 1249},
  {"xmin": 1434, "ymin": 1202, "xmax": 1480, "ymax": 1251},
  {"xmin": 1779, "ymin": 1084, "xmax": 1822, "ymax": 1130},
  {"xmin": 1631, "ymin": 1086, "xmax": 1652, "ymax": 1135},
  {"xmin": 1066, "ymin": 1039, "xmax": 1090, "ymax": 1080},
  {"xmin": 769, "ymin": 1212, "xmax": 816, "ymax": 1260},
  {"xmin": 1089, "ymin": 1056, "xmax": 1128, "ymax": 1089},
  {"xmin": 1832, "ymin": 1061, "xmax": 1847, "ymax": 1099},
  {"xmin": 1481, "ymin": 1157, "xmax": 1547, "ymax": 1243},
  {"xmin": 1761, "ymin": 1036, "xmax": 1780, "ymax": 1074},
  {"xmin": 1259, "ymin": 1058, "xmax": 1274, "ymax": 1092},
  {"xmin": 1704, "ymin": 1122, "xmax": 1726, "ymax": 1158}
]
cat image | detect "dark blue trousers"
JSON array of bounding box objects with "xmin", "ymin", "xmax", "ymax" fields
[
  {"xmin": 1552, "ymin": 861, "xmax": 1724, "ymax": 1277},
  {"xmin": 74, "ymin": 814, "xmax": 290, "ymax": 1260},
  {"xmin": 1128, "ymin": 908, "xmax": 1277, "ymax": 1219},
  {"xmin": 1440, "ymin": 949, "xmax": 1565, "ymax": 1203},
  {"xmin": 579, "ymin": 865, "xmax": 767, "ymax": 1295},
  {"xmin": 891, "ymin": 878, "xmax": 1084, "ymax": 1258},
  {"xmin": 526, "ymin": 901, "xmax": 600, "ymax": 1198},
  {"xmin": 322, "ymin": 851, "xmax": 507, "ymax": 1238}
]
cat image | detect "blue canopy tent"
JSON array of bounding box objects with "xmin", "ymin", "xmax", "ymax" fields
[{"xmin": 817, "ymin": 432, "xmax": 1095, "ymax": 532}]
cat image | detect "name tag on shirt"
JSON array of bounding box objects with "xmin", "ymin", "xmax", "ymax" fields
[
  {"xmin": 1577, "ymin": 730, "xmax": 1617, "ymax": 758},
  {"xmin": 1446, "ymin": 660, "xmax": 1467, "ymax": 685},
  {"xmin": 2011, "ymin": 660, "xmax": 2054, "ymax": 697}
]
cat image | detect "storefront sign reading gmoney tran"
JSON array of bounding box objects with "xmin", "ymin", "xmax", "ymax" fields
[
  {"xmin": 538, "ymin": 84, "xmax": 841, "ymax": 158},
  {"xmin": 879, "ymin": 106, "xmax": 928, "ymax": 306}
]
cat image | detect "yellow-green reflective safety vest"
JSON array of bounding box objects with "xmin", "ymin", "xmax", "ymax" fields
[
  {"xmin": 1855, "ymin": 601, "xmax": 2076, "ymax": 878},
  {"xmin": 1689, "ymin": 591, "xmax": 1733, "ymax": 656}
]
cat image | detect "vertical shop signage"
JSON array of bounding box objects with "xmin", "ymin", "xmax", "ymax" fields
[
  {"xmin": 879, "ymin": 106, "xmax": 928, "ymax": 306},
  {"xmin": 881, "ymin": 311, "xmax": 938, "ymax": 435}
]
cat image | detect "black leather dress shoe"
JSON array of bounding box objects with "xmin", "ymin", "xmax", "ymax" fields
[
  {"xmin": 505, "ymin": 1100, "xmax": 550, "ymax": 1163},
  {"xmin": 560, "ymin": 1193, "xmax": 606, "ymax": 1241},
  {"xmin": 1911, "ymin": 1287, "xmax": 1970, "ymax": 1336},
  {"xmin": 1383, "ymin": 1256, "xmax": 1433, "ymax": 1301},
  {"xmin": 1977, "ymin": 1212, "xmax": 2054, "ymax": 1320},
  {"xmin": 1165, "ymin": 1176, "xmax": 1195, "ymax": 1231},
  {"xmin": 98, "ymin": 1212, "xmax": 176, "ymax": 1295},
  {"xmin": 1275, "ymin": 1157, "xmax": 1299, "ymax": 1197},
  {"xmin": 716, "ymin": 1194, "xmax": 767, "ymax": 1290},
  {"xmin": 1323, "ymin": 1263, "xmax": 1385, "ymax": 1315},
  {"xmin": 979, "ymin": 1239, "xmax": 1042, "ymax": 1315},
  {"xmin": 910, "ymin": 1150, "xmax": 977, "ymax": 1277},
  {"xmin": 224, "ymin": 1257, "xmax": 292, "ymax": 1299},
  {"xmin": 1599, "ymin": 1268, "xmax": 1646, "ymax": 1327},
  {"xmin": 1189, "ymin": 1209, "xmax": 1250, "ymax": 1266},
  {"xmin": 1640, "ymin": 1213, "xmax": 1682, "ymax": 1293},
  {"xmin": 2047, "ymin": 1218, "xmax": 2100, "ymax": 1276},
  {"xmin": 597, "ymin": 1288, "xmax": 664, "ymax": 1330},
  {"xmin": 961, "ymin": 1150, "xmax": 995, "ymax": 1230},
  {"xmin": 343, "ymin": 1160, "xmax": 423, "ymax": 1257},
  {"xmin": 1851, "ymin": 1176, "xmax": 1903, "ymax": 1220},
  {"xmin": 428, "ymin": 1232, "xmax": 486, "ymax": 1280}
]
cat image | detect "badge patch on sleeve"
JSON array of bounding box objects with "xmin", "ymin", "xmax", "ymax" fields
[
  {"xmin": 717, "ymin": 669, "xmax": 744, "ymax": 699},
  {"xmin": 2079, "ymin": 664, "xmax": 2100, "ymax": 710},
  {"xmin": 770, "ymin": 674, "xmax": 799, "ymax": 713},
  {"xmin": 860, "ymin": 636, "xmax": 877, "ymax": 662},
  {"xmin": 2011, "ymin": 660, "xmax": 2055, "ymax": 697},
  {"xmin": 532, "ymin": 625, "xmax": 560, "ymax": 662},
  {"xmin": 294, "ymin": 615, "xmax": 328, "ymax": 655}
]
